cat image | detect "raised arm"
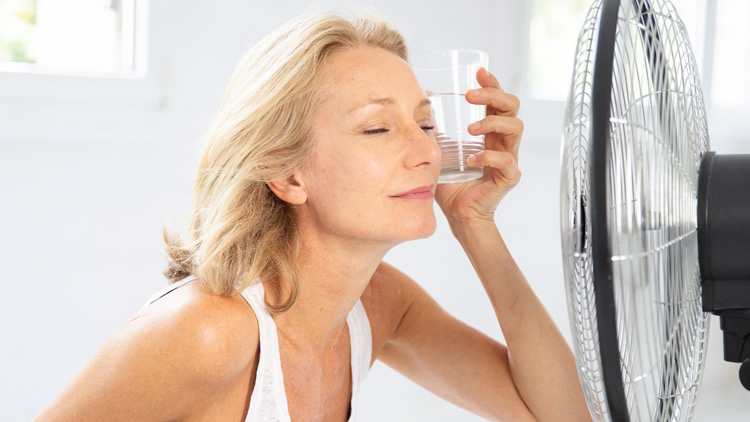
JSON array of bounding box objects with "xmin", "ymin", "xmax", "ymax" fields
[
  {"xmin": 451, "ymin": 218, "xmax": 588, "ymax": 421},
  {"xmin": 377, "ymin": 262, "xmax": 536, "ymax": 421},
  {"xmin": 380, "ymin": 68, "xmax": 588, "ymax": 421},
  {"xmin": 440, "ymin": 69, "xmax": 587, "ymax": 420}
]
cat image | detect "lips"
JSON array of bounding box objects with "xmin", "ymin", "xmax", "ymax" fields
[{"xmin": 390, "ymin": 184, "xmax": 435, "ymax": 200}]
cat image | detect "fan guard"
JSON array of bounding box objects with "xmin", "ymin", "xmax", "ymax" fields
[{"xmin": 560, "ymin": 0, "xmax": 710, "ymax": 420}]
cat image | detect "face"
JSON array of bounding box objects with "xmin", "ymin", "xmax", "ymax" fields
[{"xmin": 296, "ymin": 45, "xmax": 441, "ymax": 246}]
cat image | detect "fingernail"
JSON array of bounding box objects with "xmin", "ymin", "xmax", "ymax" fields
[
  {"xmin": 467, "ymin": 154, "xmax": 478, "ymax": 164},
  {"xmin": 484, "ymin": 68, "xmax": 490, "ymax": 78},
  {"xmin": 469, "ymin": 89, "xmax": 481, "ymax": 97},
  {"xmin": 469, "ymin": 121, "xmax": 481, "ymax": 131}
]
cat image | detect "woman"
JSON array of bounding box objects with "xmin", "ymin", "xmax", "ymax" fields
[{"xmin": 36, "ymin": 11, "xmax": 588, "ymax": 422}]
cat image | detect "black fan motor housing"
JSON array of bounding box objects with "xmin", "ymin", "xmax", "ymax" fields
[{"xmin": 698, "ymin": 152, "xmax": 750, "ymax": 389}]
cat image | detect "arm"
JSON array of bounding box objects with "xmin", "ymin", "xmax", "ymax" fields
[
  {"xmin": 450, "ymin": 219, "xmax": 588, "ymax": 421},
  {"xmin": 437, "ymin": 68, "xmax": 587, "ymax": 420},
  {"xmin": 377, "ymin": 263, "xmax": 535, "ymax": 421},
  {"xmin": 34, "ymin": 283, "xmax": 258, "ymax": 422},
  {"xmin": 378, "ymin": 253, "xmax": 586, "ymax": 421},
  {"xmin": 380, "ymin": 68, "xmax": 588, "ymax": 421}
]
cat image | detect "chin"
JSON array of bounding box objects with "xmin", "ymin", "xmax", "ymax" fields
[{"xmin": 404, "ymin": 215, "xmax": 437, "ymax": 240}]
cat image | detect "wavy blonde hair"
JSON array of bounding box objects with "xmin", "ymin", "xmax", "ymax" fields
[{"xmin": 163, "ymin": 11, "xmax": 408, "ymax": 313}]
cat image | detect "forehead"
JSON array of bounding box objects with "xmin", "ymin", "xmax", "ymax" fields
[{"xmin": 317, "ymin": 45, "xmax": 425, "ymax": 112}]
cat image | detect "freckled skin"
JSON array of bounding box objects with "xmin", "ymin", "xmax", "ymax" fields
[{"xmin": 296, "ymin": 46, "xmax": 442, "ymax": 246}]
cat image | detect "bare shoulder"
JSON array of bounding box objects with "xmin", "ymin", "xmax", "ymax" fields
[
  {"xmin": 366, "ymin": 261, "xmax": 422, "ymax": 301},
  {"xmin": 362, "ymin": 261, "xmax": 415, "ymax": 318},
  {"xmin": 132, "ymin": 280, "xmax": 260, "ymax": 379},
  {"xmin": 361, "ymin": 262, "xmax": 424, "ymax": 359},
  {"xmin": 35, "ymin": 280, "xmax": 259, "ymax": 422}
]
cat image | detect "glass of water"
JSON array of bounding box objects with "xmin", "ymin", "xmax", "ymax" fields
[{"xmin": 412, "ymin": 49, "xmax": 489, "ymax": 183}]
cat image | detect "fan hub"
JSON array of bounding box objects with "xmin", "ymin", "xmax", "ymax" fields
[
  {"xmin": 698, "ymin": 152, "xmax": 750, "ymax": 293},
  {"xmin": 698, "ymin": 152, "xmax": 750, "ymax": 366}
]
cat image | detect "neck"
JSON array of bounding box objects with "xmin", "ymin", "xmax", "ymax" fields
[{"xmin": 265, "ymin": 222, "xmax": 393, "ymax": 352}]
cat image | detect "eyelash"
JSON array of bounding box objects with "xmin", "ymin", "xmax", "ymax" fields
[{"xmin": 363, "ymin": 125, "xmax": 435, "ymax": 135}]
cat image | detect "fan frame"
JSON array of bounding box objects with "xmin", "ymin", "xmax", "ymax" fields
[
  {"xmin": 589, "ymin": 0, "xmax": 629, "ymax": 419},
  {"xmin": 584, "ymin": 0, "xmax": 750, "ymax": 418}
]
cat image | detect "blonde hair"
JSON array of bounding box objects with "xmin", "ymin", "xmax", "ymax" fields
[{"xmin": 163, "ymin": 11, "xmax": 408, "ymax": 313}]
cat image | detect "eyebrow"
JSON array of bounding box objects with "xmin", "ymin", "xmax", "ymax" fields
[{"xmin": 347, "ymin": 97, "xmax": 431, "ymax": 115}]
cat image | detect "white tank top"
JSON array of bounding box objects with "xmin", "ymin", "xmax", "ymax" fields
[{"xmin": 137, "ymin": 278, "xmax": 372, "ymax": 421}]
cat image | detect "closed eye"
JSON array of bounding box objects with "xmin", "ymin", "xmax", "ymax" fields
[
  {"xmin": 418, "ymin": 117, "xmax": 435, "ymax": 132},
  {"xmin": 363, "ymin": 124, "xmax": 433, "ymax": 135}
]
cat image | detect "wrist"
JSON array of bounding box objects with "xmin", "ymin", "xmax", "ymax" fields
[{"xmin": 447, "ymin": 216, "xmax": 498, "ymax": 240}]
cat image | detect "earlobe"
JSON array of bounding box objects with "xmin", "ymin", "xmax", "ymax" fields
[{"xmin": 267, "ymin": 174, "xmax": 308, "ymax": 205}]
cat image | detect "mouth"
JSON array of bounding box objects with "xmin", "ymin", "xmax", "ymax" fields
[{"xmin": 390, "ymin": 184, "xmax": 435, "ymax": 200}]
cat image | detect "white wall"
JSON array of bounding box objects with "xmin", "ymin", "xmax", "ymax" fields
[{"xmin": 1, "ymin": 1, "xmax": 747, "ymax": 421}]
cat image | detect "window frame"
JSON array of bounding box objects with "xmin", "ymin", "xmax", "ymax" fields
[{"xmin": 0, "ymin": 0, "xmax": 158, "ymax": 108}]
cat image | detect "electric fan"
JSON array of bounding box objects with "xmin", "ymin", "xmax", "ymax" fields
[{"xmin": 560, "ymin": 0, "xmax": 750, "ymax": 421}]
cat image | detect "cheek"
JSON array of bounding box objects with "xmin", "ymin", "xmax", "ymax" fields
[
  {"xmin": 312, "ymin": 143, "xmax": 392, "ymax": 191},
  {"xmin": 304, "ymin": 134, "xmax": 409, "ymax": 216},
  {"xmin": 305, "ymin": 150, "xmax": 379, "ymax": 213}
]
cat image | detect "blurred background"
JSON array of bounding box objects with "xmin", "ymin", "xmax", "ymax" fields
[{"xmin": 1, "ymin": 0, "xmax": 748, "ymax": 420}]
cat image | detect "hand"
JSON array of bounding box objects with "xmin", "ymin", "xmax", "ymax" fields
[{"xmin": 435, "ymin": 68, "xmax": 524, "ymax": 224}]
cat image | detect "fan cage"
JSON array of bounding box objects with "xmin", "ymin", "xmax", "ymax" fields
[{"xmin": 560, "ymin": 0, "xmax": 710, "ymax": 421}]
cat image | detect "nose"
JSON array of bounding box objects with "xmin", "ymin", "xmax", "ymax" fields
[{"xmin": 406, "ymin": 123, "xmax": 441, "ymax": 170}]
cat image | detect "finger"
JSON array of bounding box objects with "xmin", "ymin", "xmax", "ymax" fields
[
  {"xmin": 475, "ymin": 67, "xmax": 519, "ymax": 117},
  {"xmin": 468, "ymin": 115, "xmax": 523, "ymax": 138},
  {"xmin": 468, "ymin": 116, "xmax": 524, "ymax": 159},
  {"xmin": 476, "ymin": 67, "xmax": 500, "ymax": 89},
  {"xmin": 467, "ymin": 150, "xmax": 522, "ymax": 184},
  {"xmin": 465, "ymin": 88, "xmax": 520, "ymax": 117}
]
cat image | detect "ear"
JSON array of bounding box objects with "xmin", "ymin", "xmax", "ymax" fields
[{"xmin": 267, "ymin": 173, "xmax": 308, "ymax": 205}]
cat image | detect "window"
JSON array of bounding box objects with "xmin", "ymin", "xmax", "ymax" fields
[
  {"xmin": 711, "ymin": 0, "xmax": 750, "ymax": 108},
  {"xmin": 525, "ymin": 0, "xmax": 738, "ymax": 106},
  {"xmin": 0, "ymin": 0, "xmax": 36, "ymax": 64},
  {"xmin": 0, "ymin": 0, "xmax": 144, "ymax": 77},
  {"xmin": 521, "ymin": 0, "xmax": 749, "ymax": 150},
  {"xmin": 0, "ymin": 0, "xmax": 157, "ymax": 142},
  {"xmin": 526, "ymin": 0, "xmax": 591, "ymax": 100}
]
